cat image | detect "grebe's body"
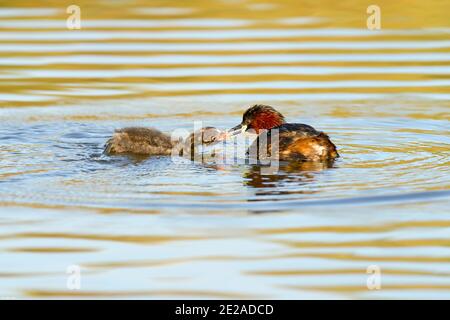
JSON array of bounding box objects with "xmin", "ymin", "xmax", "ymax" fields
[
  {"xmin": 229, "ymin": 105, "xmax": 338, "ymax": 162},
  {"xmin": 104, "ymin": 127, "xmax": 223, "ymax": 157},
  {"xmin": 105, "ymin": 127, "xmax": 173, "ymax": 155}
]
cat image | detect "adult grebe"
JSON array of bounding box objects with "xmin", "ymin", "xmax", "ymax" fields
[{"xmin": 228, "ymin": 105, "xmax": 339, "ymax": 162}]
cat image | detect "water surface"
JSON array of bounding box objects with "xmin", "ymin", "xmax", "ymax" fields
[{"xmin": 0, "ymin": 0, "xmax": 449, "ymax": 299}]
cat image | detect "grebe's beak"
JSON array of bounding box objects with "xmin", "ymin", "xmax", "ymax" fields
[
  {"xmin": 228, "ymin": 124, "xmax": 247, "ymax": 137},
  {"xmin": 216, "ymin": 131, "xmax": 228, "ymax": 141}
]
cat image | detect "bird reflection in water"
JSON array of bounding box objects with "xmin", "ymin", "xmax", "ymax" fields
[{"xmin": 243, "ymin": 160, "xmax": 336, "ymax": 198}]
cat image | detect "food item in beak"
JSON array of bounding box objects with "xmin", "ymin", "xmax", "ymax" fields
[{"xmin": 228, "ymin": 124, "xmax": 247, "ymax": 136}]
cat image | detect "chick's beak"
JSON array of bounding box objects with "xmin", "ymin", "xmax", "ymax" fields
[
  {"xmin": 217, "ymin": 131, "xmax": 228, "ymax": 141},
  {"xmin": 227, "ymin": 124, "xmax": 247, "ymax": 137}
]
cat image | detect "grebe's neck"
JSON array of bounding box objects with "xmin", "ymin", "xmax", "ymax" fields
[{"xmin": 250, "ymin": 111, "xmax": 285, "ymax": 133}]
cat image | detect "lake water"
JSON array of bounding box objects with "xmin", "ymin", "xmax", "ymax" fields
[{"xmin": 0, "ymin": 0, "xmax": 449, "ymax": 299}]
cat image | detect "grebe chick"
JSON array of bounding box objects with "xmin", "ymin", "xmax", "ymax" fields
[
  {"xmin": 228, "ymin": 105, "xmax": 338, "ymax": 162},
  {"xmin": 104, "ymin": 127, "xmax": 224, "ymax": 156},
  {"xmin": 176, "ymin": 127, "xmax": 225, "ymax": 157}
]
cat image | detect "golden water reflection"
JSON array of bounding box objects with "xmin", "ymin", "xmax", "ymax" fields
[{"xmin": 0, "ymin": 0, "xmax": 449, "ymax": 299}]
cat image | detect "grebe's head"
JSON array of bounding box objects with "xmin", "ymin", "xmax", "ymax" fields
[
  {"xmin": 188, "ymin": 127, "xmax": 226, "ymax": 147},
  {"xmin": 228, "ymin": 104, "xmax": 285, "ymax": 136}
]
